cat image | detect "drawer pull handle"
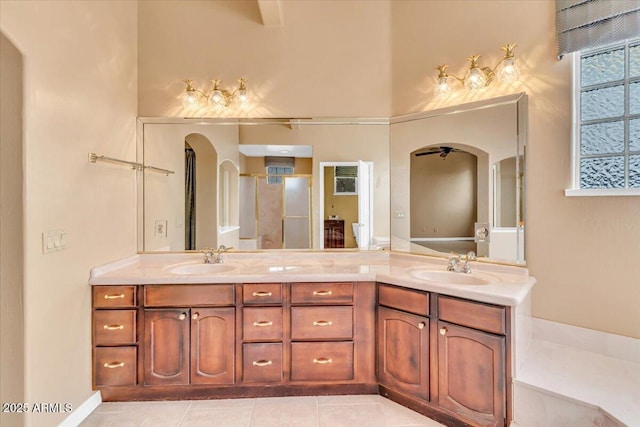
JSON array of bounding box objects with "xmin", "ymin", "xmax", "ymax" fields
[
  {"xmin": 313, "ymin": 290, "xmax": 332, "ymax": 296},
  {"xmin": 440, "ymin": 327, "xmax": 447, "ymax": 336},
  {"xmin": 103, "ymin": 362, "xmax": 125, "ymax": 369},
  {"xmin": 252, "ymin": 360, "xmax": 273, "ymax": 367},
  {"xmin": 103, "ymin": 293, "xmax": 125, "ymax": 300},
  {"xmin": 253, "ymin": 321, "xmax": 273, "ymax": 327},
  {"xmin": 179, "ymin": 313, "xmax": 187, "ymax": 320},
  {"xmin": 418, "ymin": 322, "xmax": 426, "ymax": 330},
  {"xmin": 103, "ymin": 324, "xmax": 124, "ymax": 331},
  {"xmin": 313, "ymin": 358, "xmax": 332, "ymax": 365},
  {"xmin": 252, "ymin": 291, "xmax": 273, "ymax": 297},
  {"xmin": 313, "ymin": 320, "xmax": 332, "ymax": 327}
]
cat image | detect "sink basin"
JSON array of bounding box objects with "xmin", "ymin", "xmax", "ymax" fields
[
  {"xmin": 169, "ymin": 263, "xmax": 235, "ymax": 275},
  {"xmin": 408, "ymin": 269, "xmax": 496, "ymax": 286}
]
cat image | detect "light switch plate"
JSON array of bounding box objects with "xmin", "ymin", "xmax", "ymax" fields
[
  {"xmin": 155, "ymin": 220, "xmax": 168, "ymax": 238},
  {"xmin": 42, "ymin": 230, "xmax": 66, "ymax": 254}
]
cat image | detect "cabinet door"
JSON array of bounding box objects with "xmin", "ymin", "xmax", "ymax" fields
[
  {"xmin": 438, "ymin": 321, "xmax": 505, "ymax": 427},
  {"xmin": 191, "ymin": 307, "xmax": 235, "ymax": 385},
  {"xmin": 144, "ymin": 309, "xmax": 190, "ymax": 385},
  {"xmin": 377, "ymin": 307, "xmax": 429, "ymax": 400}
]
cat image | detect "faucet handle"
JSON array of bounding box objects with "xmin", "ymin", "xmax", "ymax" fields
[{"xmin": 465, "ymin": 251, "xmax": 476, "ymax": 261}]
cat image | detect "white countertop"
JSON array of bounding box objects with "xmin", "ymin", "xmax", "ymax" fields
[{"xmin": 89, "ymin": 251, "xmax": 535, "ymax": 307}]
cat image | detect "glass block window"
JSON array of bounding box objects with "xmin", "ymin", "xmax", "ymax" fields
[
  {"xmin": 334, "ymin": 166, "xmax": 358, "ymax": 195},
  {"xmin": 266, "ymin": 166, "xmax": 293, "ymax": 184},
  {"xmin": 576, "ymin": 38, "xmax": 640, "ymax": 189}
]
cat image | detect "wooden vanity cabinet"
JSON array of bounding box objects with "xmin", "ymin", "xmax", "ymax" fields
[{"xmin": 143, "ymin": 285, "xmax": 236, "ymax": 387}]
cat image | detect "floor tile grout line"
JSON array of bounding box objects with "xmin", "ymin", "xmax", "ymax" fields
[{"xmin": 175, "ymin": 400, "xmax": 193, "ymax": 427}]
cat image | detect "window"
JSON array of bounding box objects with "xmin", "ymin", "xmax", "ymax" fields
[
  {"xmin": 571, "ymin": 38, "xmax": 640, "ymax": 193},
  {"xmin": 334, "ymin": 166, "xmax": 358, "ymax": 195},
  {"xmin": 266, "ymin": 166, "xmax": 293, "ymax": 184}
]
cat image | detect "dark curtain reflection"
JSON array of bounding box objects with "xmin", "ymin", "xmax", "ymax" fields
[{"xmin": 185, "ymin": 147, "xmax": 196, "ymax": 250}]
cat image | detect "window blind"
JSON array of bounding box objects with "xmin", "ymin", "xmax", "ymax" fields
[
  {"xmin": 264, "ymin": 156, "xmax": 295, "ymax": 168},
  {"xmin": 556, "ymin": 0, "xmax": 640, "ymax": 58}
]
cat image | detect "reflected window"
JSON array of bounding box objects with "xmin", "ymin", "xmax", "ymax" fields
[
  {"xmin": 334, "ymin": 166, "xmax": 358, "ymax": 195},
  {"xmin": 266, "ymin": 166, "xmax": 293, "ymax": 184}
]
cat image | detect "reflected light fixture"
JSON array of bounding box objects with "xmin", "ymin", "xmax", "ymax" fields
[
  {"xmin": 182, "ymin": 78, "xmax": 250, "ymax": 110},
  {"xmin": 434, "ymin": 44, "xmax": 520, "ymax": 98}
]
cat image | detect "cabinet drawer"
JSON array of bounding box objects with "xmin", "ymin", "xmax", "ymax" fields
[
  {"xmin": 291, "ymin": 282, "xmax": 353, "ymax": 304},
  {"xmin": 93, "ymin": 286, "xmax": 136, "ymax": 308},
  {"xmin": 291, "ymin": 341, "xmax": 354, "ymax": 381},
  {"xmin": 438, "ymin": 296, "xmax": 506, "ymax": 335},
  {"xmin": 94, "ymin": 310, "xmax": 136, "ymax": 345},
  {"xmin": 378, "ymin": 284, "xmax": 429, "ymax": 316},
  {"xmin": 242, "ymin": 343, "xmax": 283, "ymax": 383},
  {"xmin": 243, "ymin": 283, "xmax": 283, "ymax": 305},
  {"xmin": 94, "ymin": 346, "xmax": 137, "ymax": 387},
  {"xmin": 144, "ymin": 284, "xmax": 234, "ymax": 307},
  {"xmin": 243, "ymin": 307, "xmax": 283, "ymax": 341},
  {"xmin": 291, "ymin": 306, "xmax": 353, "ymax": 340}
]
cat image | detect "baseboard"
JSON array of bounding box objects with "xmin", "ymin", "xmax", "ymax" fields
[{"xmin": 57, "ymin": 391, "xmax": 101, "ymax": 427}]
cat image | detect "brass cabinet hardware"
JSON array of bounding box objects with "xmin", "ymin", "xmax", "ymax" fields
[
  {"xmin": 252, "ymin": 360, "xmax": 273, "ymax": 367},
  {"xmin": 103, "ymin": 324, "xmax": 124, "ymax": 330},
  {"xmin": 418, "ymin": 322, "xmax": 426, "ymax": 330},
  {"xmin": 440, "ymin": 327, "xmax": 447, "ymax": 335},
  {"xmin": 313, "ymin": 290, "xmax": 332, "ymax": 296},
  {"xmin": 313, "ymin": 320, "xmax": 332, "ymax": 327},
  {"xmin": 103, "ymin": 362, "xmax": 125, "ymax": 369},
  {"xmin": 253, "ymin": 321, "xmax": 273, "ymax": 327},
  {"xmin": 313, "ymin": 357, "xmax": 332, "ymax": 364},
  {"xmin": 179, "ymin": 313, "xmax": 187, "ymax": 320},
  {"xmin": 252, "ymin": 291, "xmax": 273, "ymax": 297},
  {"xmin": 192, "ymin": 312, "xmax": 199, "ymax": 320},
  {"xmin": 104, "ymin": 293, "xmax": 125, "ymax": 300}
]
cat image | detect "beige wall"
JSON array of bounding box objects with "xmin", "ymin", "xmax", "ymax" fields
[
  {"xmin": 0, "ymin": 2, "xmax": 138, "ymax": 426},
  {"xmin": 0, "ymin": 32, "xmax": 25, "ymax": 427},
  {"xmin": 138, "ymin": 0, "xmax": 391, "ymax": 118},
  {"xmin": 391, "ymin": 1, "xmax": 640, "ymax": 338}
]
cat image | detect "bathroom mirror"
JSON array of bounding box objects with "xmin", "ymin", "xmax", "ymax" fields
[
  {"xmin": 137, "ymin": 118, "xmax": 390, "ymax": 252},
  {"xmin": 389, "ymin": 93, "xmax": 527, "ymax": 264}
]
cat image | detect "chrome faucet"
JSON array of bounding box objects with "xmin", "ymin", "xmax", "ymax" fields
[
  {"xmin": 447, "ymin": 251, "xmax": 476, "ymax": 274},
  {"xmin": 212, "ymin": 245, "xmax": 233, "ymax": 264}
]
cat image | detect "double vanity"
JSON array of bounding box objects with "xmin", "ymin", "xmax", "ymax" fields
[{"xmin": 89, "ymin": 251, "xmax": 534, "ymax": 427}]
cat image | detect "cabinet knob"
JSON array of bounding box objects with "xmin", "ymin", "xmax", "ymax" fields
[
  {"xmin": 178, "ymin": 313, "xmax": 187, "ymax": 320},
  {"xmin": 253, "ymin": 321, "xmax": 273, "ymax": 327},
  {"xmin": 103, "ymin": 362, "xmax": 125, "ymax": 369},
  {"xmin": 192, "ymin": 312, "xmax": 199, "ymax": 320},
  {"xmin": 439, "ymin": 327, "xmax": 447, "ymax": 336},
  {"xmin": 313, "ymin": 358, "xmax": 332, "ymax": 365},
  {"xmin": 252, "ymin": 360, "xmax": 273, "ymax": 367},
  {"xmin": 418, "ymin": 322, "xmax": 426, "ymax": 330}
]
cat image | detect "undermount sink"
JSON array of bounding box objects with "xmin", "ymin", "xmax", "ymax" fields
[
  {"xmin": 169, "ymin": 263, "xmax": 235, "ymax": 275},
  {"xmin": 408, "ymin": 269, "xmax": 497, "ymax": 286}
]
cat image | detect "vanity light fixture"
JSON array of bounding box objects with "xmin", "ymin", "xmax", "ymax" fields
[
  {"xmin": 434, "ymin": 44, "xmax": 520, "ymax": 98},
  {"xmin": 182, "ymin": 78, "xmax": 250, "ymax": 110}
]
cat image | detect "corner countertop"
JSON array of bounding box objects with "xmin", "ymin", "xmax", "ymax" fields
[{"xmin": 89, "ymin": 251, "xmax": 535, "ymax": 307}]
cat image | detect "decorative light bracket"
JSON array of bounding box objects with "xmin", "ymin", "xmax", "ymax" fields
[{"xmin": 434, "ymin": 43, "xmax": 520, "ymax": 98}]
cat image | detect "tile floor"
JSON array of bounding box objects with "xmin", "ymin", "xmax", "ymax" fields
[{"xmin": 80, "ymin": 394, "xmax": 447, "ymax": 427}]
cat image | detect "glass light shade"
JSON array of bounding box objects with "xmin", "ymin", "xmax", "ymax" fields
[
  {"xmin": 236, "ymin": 89, "xmax": 250, "ymax": 109},
  {"xmin": 434, "ymin": 76, "xmax": 452, "ymax": 98},
  {"xmin": 464, "ymin": 67, "xmax": 487, "ymax": 91},
  {"xmin": 497, "ymin": 57, "xmax": 520, "ymax": 83},
  {"xmin": 208, "ymin": 89, "xmax": 226, "ymax": 107},
  {"xmin": 182, "ymin": 89, "xmax": 202, "ymax": 110}
]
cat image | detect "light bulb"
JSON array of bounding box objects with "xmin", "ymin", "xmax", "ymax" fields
[
  {"xmin": 497, "ymin": 57, "xmax": 520, "ymax": 83},
  {"xmin": 434, "ymin": 76, "xmax": 452, "ymax": 98},
  {"xmin": 236, "ymin": 88, "xmax": 250, "ymax": 109}
]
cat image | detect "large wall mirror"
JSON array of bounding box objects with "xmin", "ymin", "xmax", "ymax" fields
[
  {"xmin": 389, "ymin": 93, "xmax": 527, "ymax": 264},
  {"xmin": 137, "ymin": 118, "xmax": 390, "ymax": 252}
]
